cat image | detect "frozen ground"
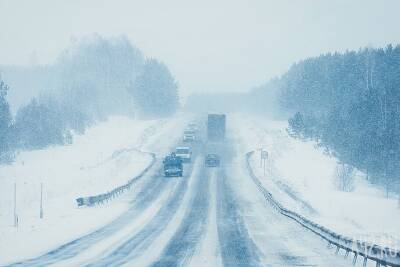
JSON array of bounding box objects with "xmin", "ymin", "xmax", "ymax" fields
[
  {"xmin": 231, "ymin": 113, "xmax": 400, "ymax": 249},
  {"xmin": 0, "ymin": 115, "xmax": 188, "ymax": 265}
]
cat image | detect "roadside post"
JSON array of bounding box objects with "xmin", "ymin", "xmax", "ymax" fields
[
  {"xmin": 40, "ymin": 182, "xmax": 43, "ymax": 219},
  {"xmin": 259, "ymin": 148, "xmax": 263, "ymax": 167},
  {"xmin": 14, "ymin": 182, "xmax": 18, "ymax": 227},
  {"xmin": 261, "ymin": 150, "xmax": 268, "ymax": 176}
]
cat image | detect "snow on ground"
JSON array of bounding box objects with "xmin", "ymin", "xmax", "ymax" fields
[
  {"xmin": 0, "ymin": 114, "xmax": 188, "ymax": 265},
  {"xmin": 228, "ymin": 137, "xmax": 348, "ymax": 266},
  {"xmin": 231, "ymin": 113, "xmax": 400, "ymax": 249}
]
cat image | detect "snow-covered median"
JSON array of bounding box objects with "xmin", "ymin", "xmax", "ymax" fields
[
  {"xmin": 231, "ymin": 113, "xmax": 400, "ymax": 250},
  {"xmin": 0, "ymin": 116, "xmax": 179, "ymax": 264}
]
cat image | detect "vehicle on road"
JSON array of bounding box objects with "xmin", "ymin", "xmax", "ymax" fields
[
  {"xmin": 183, "ymin": 129, "xmax": 196, "ymax": 142},
  {"xmin": 207, "ymin": 114, "xmax": 226, "ymax": 141},
  {"xmin": 205, "ymin": 153, "xmax": 220, "ymax": 167},
  {"xmin": 187, "ymin": 123, "xmax": 198, "ymax": 131},
  {"xmin": 175, "ymin": 146, "xmax": 192, "ymax": 163},
  {"xmin": 163, "ymin": 153, "xmax": 183, "ymax": 177}
]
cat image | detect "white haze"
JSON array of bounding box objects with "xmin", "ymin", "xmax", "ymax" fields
[{"xmin": 1, "ymin": 0, "xmax": 400, "ymax": 96}]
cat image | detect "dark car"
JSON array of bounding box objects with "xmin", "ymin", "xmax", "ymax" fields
[
  {"xmin": 205, "ymin": 153, "xmax": 220, "ymax": 167},
  {"xmin": 163, "ymin": 153, "xmax": 183, "ymax": 177}
]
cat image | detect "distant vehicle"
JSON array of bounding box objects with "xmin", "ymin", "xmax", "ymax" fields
[
  {"xmin": 207, "ymin": 114, "xmax": 226, "ymax": 141},
  {"xmin": 175, "ymin": 146, "xmax": 192, "ymax": 163},
  {"xmin": 163, "ymin": 153, "xmax": 183, "ymax": 177},
  {"xmin": 205, "ymin": 153, "xmax": 220, "ymax": 167},
  {"xmin": 183, "ymin": 129, "xmax": 196, "ymax": 142},
  {"xmin": 187, "ymin": 123, "xmax": 198, "ymax": 131}
]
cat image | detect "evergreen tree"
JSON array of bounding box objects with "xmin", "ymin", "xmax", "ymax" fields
[
  {"xmin": 0, "ymin": 79, "xmax": 12, "ymax": 162},
  {"xmin": 129, "ymin": 59, "xmax": 179, "ymax": 118},
  {"xmin": 14, "ymin": 98, "xmax": 67, "ymax": 149},
  {"xmin": 261, "ymin": 44, "xmax": 400, "ymax": 192}
]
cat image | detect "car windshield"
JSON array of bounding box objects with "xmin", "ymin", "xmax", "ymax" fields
[{"xmin": 176, "ymin": 148, "xmax": 190, "ymax": 154}]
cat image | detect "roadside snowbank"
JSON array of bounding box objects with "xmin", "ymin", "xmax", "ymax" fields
[
  {"xmin": 231, "ymin": 113, "xmax": 400, "ymax": 249},
  {"xmin": 0, "ymin": 115, "xmax": 185, "ymax": 264}
]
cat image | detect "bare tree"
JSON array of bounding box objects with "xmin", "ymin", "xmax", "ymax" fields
[{"xmin": 335, "ymin": 163, "xmax": 355, "ymax": 192}]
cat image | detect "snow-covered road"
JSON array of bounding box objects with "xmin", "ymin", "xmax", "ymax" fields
[{"xmin": 3, "ymin": 115, "xmax": 371, "ymax": 267}]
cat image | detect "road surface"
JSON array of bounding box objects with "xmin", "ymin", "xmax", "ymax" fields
[{"xmin": 5, "ymin": 118, "xmax": 352, "ymax": 267}]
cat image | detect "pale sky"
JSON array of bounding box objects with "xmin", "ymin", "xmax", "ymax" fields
[{"xmin": 1, "ymin": 0, "xmax": 400, "ymax": 95}]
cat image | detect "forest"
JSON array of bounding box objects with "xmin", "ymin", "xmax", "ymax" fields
[
  {"xmin": 0, "ymin": 35, "xmax": 179, "ymax": 162},
  {"xmin": 268, "ymin": 45, "xmax": 400, "ymax": 194}
]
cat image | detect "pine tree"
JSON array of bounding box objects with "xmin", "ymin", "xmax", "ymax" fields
[
  {"xmin": 277, "ymin": 45, "xmax": 400, "ymax": 191},
  {"xmin": 14, "ymin": 98, "xmax": 67, "ymax": 149},
  {"xmin": 0, "ymin": 79, "xmax": 13, "ymax": 162},
  {"xmin": 129, "ymin": 59, "xmax": 179, "ymax": 118}
]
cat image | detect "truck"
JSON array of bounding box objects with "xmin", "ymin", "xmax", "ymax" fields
[
  {"xmin": 207, "ymin": 114, "xmax": 226, "ymax": 141},
  {"xmin": 163, "ymin": 153, "xmax": 183, "ymax": 177}
]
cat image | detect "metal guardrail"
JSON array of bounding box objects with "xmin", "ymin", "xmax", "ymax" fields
[
  {"xmin": 76, "ymin": 152, "xmax": 156, "ymax": 207},
  {"xmin": 246, "ymin": 151, "xmax": 400, "ymax": 267}
]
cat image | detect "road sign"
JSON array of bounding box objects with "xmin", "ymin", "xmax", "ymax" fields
[{"xmin": 261, "ymin": 150, "xmax": 268, "ymax": 159}]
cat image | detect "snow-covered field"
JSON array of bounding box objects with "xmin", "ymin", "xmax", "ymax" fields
[
  {"xmin": 231, "ymin": 113, "xmax": 400, "ymax": 250},
  {"xmin": 0, "ymin": 115, "xmax": 188, "ymax": 265}
]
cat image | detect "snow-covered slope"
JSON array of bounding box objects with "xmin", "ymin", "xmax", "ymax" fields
[
  {"xmin": 231, "ymin": 113, "xmax": 400, "ymax": 249},
  {"xmin": 0, "ymin": 115, "xmax": 188, "ymax": 264}
]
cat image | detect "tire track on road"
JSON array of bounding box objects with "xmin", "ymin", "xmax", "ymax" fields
[
  {"xmin": 84, "ymin": 138, "xmax": 203, "ymax": 266},
  {"xmin": 216, "ymin": 167, "xmax": 262, "ymax": 267},
  {"xmin": 85, "ymin": 155, "xmax": 199, "ymax": 267},
  {"xmin": 6, "ymin": 164, "xmax": 172, "ymax": 267},
  {"xmin": 150, "ymin": 164, "xmax": 211, "ymax": 267}
]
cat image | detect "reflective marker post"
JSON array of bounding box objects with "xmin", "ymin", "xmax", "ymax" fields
[
  {"xmin": 40, "ymin": 183, "xmax": 43, "ymax": 219},
  {"xmin": 14, "ymin": 182, "xmax": 18, "ymax": 227},
  {"xmin": 259, "ymin": 148, "xmax": 263, "ymax": 168},
  {"xmin": 261, "ymin": 150, "xmax": 268, "ymax": 176}
]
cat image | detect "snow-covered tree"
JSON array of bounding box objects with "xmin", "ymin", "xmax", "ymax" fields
[
  {"xmin": 129, "ymin": 59, "xmax": 179, "ymax": 118},
  {"xmin": 14, "ymin": 98, "xmax": 67, "ymax": 149},
  {"xmin": 277, "ymin": 44, "xmax": 400, "ymax": 192},
  {"xmin": 335, "ymin": 163, "xmax": 355, "ymax": 192},
  {"xmin": 0, "ymin": 79, "xmax": 12, "ymax": 162},
  {"xmin": 53, "ymin": 34, "xmax": 145, "ymax": 119}
]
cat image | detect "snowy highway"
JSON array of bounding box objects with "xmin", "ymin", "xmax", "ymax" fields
[
  {"xmin": 4, "ymin": 117, "xmax": 359, "ymax": 266},
  {"xmin": 2, "ymin": 3, "xmax": 400, "ymax": 266}
]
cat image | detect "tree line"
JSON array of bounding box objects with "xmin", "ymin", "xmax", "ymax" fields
[
  {"xmin": 0, "ymin": 35, "xmax": 179, "ymax": 162},
  {"xmin": 257, "ymin": 45, "xmax": 400, "ymax": 194}
]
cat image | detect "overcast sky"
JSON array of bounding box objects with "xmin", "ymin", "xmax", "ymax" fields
[{"xmin": 1, "ymin": 0, "xmax": 400, "ymax": 95}]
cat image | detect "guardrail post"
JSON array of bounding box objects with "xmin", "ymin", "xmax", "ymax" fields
[
  {"xmin": 345, "ymin": 249, "xmax": 350, "ymax": 258},
  {"xmin": 335, "ymin": 246, "xmax": 340, "ymax": 254},
  {"xmin": 327, "ymin": 242, "xmax": 332, "ymax": 248},
  {"xmin": 363, "ymin": 256, "xmax": 368, "ymax": 267},
  {"xmin": 376, "ymin": 260, "xmax": 380, "ymax": 267},
  {"xmin": 352, "ymin": 252, "xmax": 359, "ymax": 265}
]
